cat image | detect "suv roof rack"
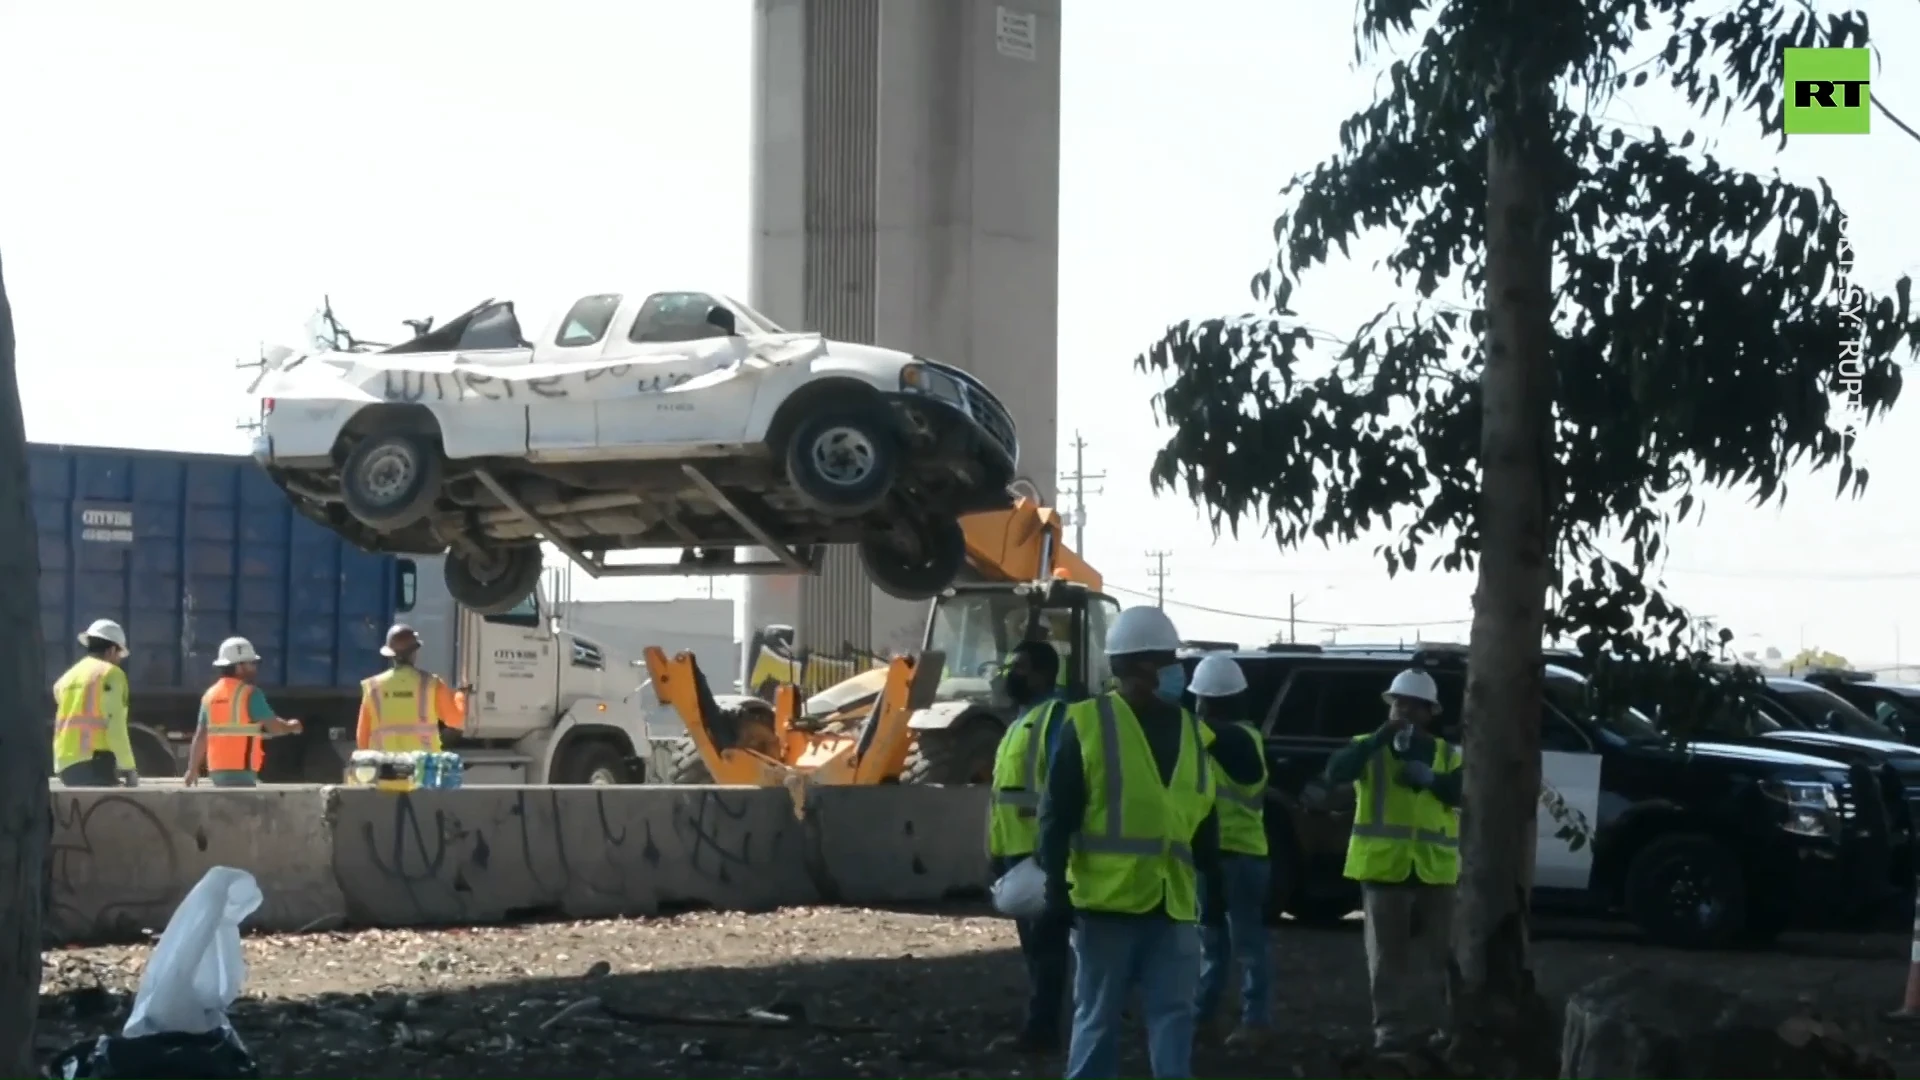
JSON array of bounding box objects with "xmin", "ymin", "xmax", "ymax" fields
[
  {"xmin": 1804, "ymin": 666, "xmax": 1876, "ymax": 683},
  {"xmin": 1261, "ymin": 642, "xmax": 1324, "ymax": 653},
  {"xmin": 1180, "ymin": 639, "xmax": 1239, "ymax": 652}
]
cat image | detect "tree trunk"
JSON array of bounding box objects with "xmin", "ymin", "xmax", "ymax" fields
[
  {"xmin": 0, "ymin": 250, "xmax": 50, "ymax": 1074},
  {"xmin": 1447, "ymin": 85, "xmax": 1559, "ymax": 1076}
]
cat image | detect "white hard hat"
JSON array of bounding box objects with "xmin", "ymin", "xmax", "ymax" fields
[
  {"xmin": 1384, "ymin": 668, "xmax": 1442, "ymax": 712},
  {"xmin": 1190, "ymin": 653, "xmax": 1248, "ymax": 697},
  {"xmin": 380, "ymin": 623, "xmax": 421, "ymax": 658},
  {"xmin": 79, "ymin": 619, "xmax": 129, "ymax": 654},
  {"xmin": 1105, "ymin": 605, "xmax": 1182, "ymax": 656},
  {"xmin": 214, "ymin": 637, "xmax": 261, "ymax": 667}
]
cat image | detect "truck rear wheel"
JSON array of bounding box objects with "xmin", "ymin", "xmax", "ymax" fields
[
  {"xmin": 901, "ymin": 719, "xmax": 1001, "ymax": 785},
  {"xmin": 859, "ymin": 516, "xmax": 967, "ymax": 601},
  {"xmin": 341, "ymin": 432, "xmax": 443, "ymax": 531},
  {"xmin": 445, "ymin": 544, "xmax": 543, "ymax": 615}
]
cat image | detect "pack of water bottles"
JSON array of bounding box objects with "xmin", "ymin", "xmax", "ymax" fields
[
  {"xmin": 414, "ymin": 751, "xmax": 464, "ymax": 790},
  {"xmin": 345, "ymin": 750, "xmax": 464, "ymax": 791}
]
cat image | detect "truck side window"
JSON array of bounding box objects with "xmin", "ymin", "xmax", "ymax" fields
[
  {"xmin": 555, "ymin": 293, "xmax": 622, "ymax": 347},
  {"xmin": 485, "ymin": 591, "xmax": 542, "ymax": 628},
  {"xmin": 395, "ymin": 560, "xmax": 418, "ymax": 613}
]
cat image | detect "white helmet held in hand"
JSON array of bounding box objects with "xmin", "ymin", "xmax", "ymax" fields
[
  {"xmin": 79, "ymin": 618, "xmax": 129, "ymax": 654},
  {"xmin": 1383, "ymin": 668, "xmax": 1441, "ymax": 712},
  {"xmin": 1190, "ymin": 653, "xmax": 1248, "ymax": 698},
  {"xmin": 1105, "ymin": 605, "xmax": 1182, "ymax": 656},
  {"xmin": 214, "ymin": 637, "xmax": 261, "ymax": 667}
]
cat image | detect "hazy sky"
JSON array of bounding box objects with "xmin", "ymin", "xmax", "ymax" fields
[{"xmin": 1, "ymin": 0, "xmax": 1915, "ymax": 665}]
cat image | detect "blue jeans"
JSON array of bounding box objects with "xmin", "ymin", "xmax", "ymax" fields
[
  {"xmin": 1067, "ymin": 914, "xmax": 1202, "ymax": 1079},
  {"xmin": 1196, "ymin": 855, "xmax": 1272, "ymax": 1029}
]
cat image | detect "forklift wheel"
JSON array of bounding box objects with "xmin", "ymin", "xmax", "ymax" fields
[
  {"xmin": 663, "ymin": 738, "xmax": 714, "ymax": 784},
  {"xmin": 901, "ymin": 720, "xmax": 1001, "ymax": 785}
]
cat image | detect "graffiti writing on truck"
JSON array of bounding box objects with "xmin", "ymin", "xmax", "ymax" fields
[{"xmin": 377, "ymin": 366, "xmax": 695, "ymax": 404}]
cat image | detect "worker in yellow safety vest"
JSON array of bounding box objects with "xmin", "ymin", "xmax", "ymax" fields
[
  {"xmin": 185, "ymin": 637, "xmax": 305, "ymax": 788},
  {"xmin": 1322, "ymin": 667, "xmax": 1462, "ymax": 1052},
  {"xmin": 1034, "ymin": 605, "xmax": 1238, "ymax": 1080},
  {"xmin": 357, "ymin": 624, "xmax": 467, "ymax": 753},
  {"xmin": 986, "ymin": 639, "xmax": 1072, "ymax": 1053},
  {"xmin": 1188, "ymin": 653, "xmax": 1273, "ymax": 1047},
  {"xmin": 53, "ymin": 619, "xmax": 137, "ymax": 788}
]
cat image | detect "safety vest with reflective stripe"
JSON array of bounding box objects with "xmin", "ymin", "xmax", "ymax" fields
[
  {"xmin": 362, "ymin": 667, "xmax": 443, "ymax": 753},
  {"xmin": 988, "ymin": 700, "xmax": 1063, "ymax": 858},
  {"xmin": 52, "ymin": 657, "xmax": 116, "ymax": 772},
  {"xmin": 1212, "ymin": 722, "xmax": 1269, "ymax": 857},
  {"xmin": 203, "ymin": 677, "xmax": 266, "ymax": 773},
  {"xmin": 1343, "ymin": 735, "xmax": 1461, "ymax": 886},
  {"xmin": 1065, "ymin": 693, "xmax": 1217, "ymax": 921}
]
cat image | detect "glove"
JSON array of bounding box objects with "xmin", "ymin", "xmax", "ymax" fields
[{"xmin": 1400, "ymin": 760, "xmax": 1434, "ymax": 788}]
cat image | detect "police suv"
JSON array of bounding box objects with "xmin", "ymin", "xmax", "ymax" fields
[{"xmin": 1182, "ymin": 643, "xmax": 1904, "ymax": 948}]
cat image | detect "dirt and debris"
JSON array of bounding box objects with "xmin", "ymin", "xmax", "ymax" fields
[{"xmin": 33, "ymin": 908, "xmax": 1920, "ymax": 1078}]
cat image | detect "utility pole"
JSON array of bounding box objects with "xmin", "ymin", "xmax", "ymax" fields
[
  {"xmin": 1289, "ymin": 593, "xmax": 1299, "ymax": 644},
  {"xmin": 1059, "ymin": 432, "xmax": 1105, "ymax": 555},
  {"xmin": 1146, "ymin": 550, "xmax": 1171, "ymax": 608}
]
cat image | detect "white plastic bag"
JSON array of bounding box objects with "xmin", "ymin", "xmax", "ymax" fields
[
  {"xmin": 123, "ymin": 867, "xmax": 262, "ymax": 1038},
  {"xmin": 991, "ymin": 857, "xmax": 1049, "ymax": 919}
]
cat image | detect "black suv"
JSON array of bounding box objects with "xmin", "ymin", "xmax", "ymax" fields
[
  {"xmin": 1802, "ymin": 669, "xmax": 1920, "ymax": 745},
  {"xmin": 1183, "ymin": 644, "xmax": 1904, "ymax": 948}
]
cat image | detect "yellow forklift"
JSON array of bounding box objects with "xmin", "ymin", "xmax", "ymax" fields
[{"xmin": 643, "ymin": 645, "xmax": 946, "ymax": 798}]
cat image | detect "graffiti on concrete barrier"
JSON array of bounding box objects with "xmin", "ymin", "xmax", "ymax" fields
[
  {"xmin": 672, "ymin": 788, "xmax": 757, "ymax": 886},
  {"xmin": 48, "ymin": 794, "xmax": 181, "ymax": 941},
  {"xmin": 338, "ymin": 787, "xmax": 798, "ymax": 924}
]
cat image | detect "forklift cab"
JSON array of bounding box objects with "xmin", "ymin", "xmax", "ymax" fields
[{"xmin": 923, "ymin": 580, "xmax": 1122, "ymax": 703}]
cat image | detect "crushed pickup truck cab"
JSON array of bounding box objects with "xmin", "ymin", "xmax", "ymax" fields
[{"xmin": 251, "ymin": 290, "xmax": 1019, "ymax": 613}]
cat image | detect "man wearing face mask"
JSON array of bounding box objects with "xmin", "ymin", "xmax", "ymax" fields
[
  {"xmin": 1322, "ymin": 668, "xmax": 1463, "ymax": 1052},
  {"xmin": 1188, "ymin": 653, "xmax": 1273, "ymax": 1047},
  {"xmin": 1036, "ymin": 606, "xmax": 1240, "ymax": 1079},
  {"xmin": 987, "ymin": 640, "xmax": 1073, "ymax": 1052}
]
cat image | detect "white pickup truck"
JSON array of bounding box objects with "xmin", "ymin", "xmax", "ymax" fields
[{"xmin": 250, "ymin": 290, "xmax": 1021, "ymax": 613}]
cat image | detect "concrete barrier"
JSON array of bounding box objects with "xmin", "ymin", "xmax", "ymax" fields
[
  {"xmin": 47, "ymin": 784, "xmax": 995, "ymax": 944},
  {"xmin": 49, "ymin": 786, "xmax": 343, "ymax": 944}
]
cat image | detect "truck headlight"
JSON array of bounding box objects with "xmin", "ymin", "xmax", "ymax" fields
[
  {"xmin": 899, "ymin": 363, "xmax": 966, "ymax": 406},
  {"xmin": 1760, "ymin": 779, "xmax": 1840, "ymax": 837}
]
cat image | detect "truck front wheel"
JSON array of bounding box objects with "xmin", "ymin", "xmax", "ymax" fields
[{"xmin": 554, "ymin": 738, "xmax": 637, "ymax": 785}]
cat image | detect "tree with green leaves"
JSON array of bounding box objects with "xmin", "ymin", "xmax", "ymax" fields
[
  {"xmin": 1140, "ymin": 0, "xmax": 1916, "ymax": 1068},
  {"xmin": 0, "ymin": 252, "xmax": 49, "ymax": 1073}
]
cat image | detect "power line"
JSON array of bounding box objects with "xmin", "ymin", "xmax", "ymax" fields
[
  {"xmin": 1105, "ymin": 582, "xmax": 1473, "ymax": 629},
  {"xmin": 1058, "ymin": 432, "xmax": 1105, "ymax": 556},
  {"xmin": 1144, "ymin": 553, "xmax": 1172, "ymax": 608}
]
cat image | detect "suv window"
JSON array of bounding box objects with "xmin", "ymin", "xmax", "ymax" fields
[
  {"xmin": 1272, "ymin": 668, "xmax": 1394, "ymax": 740},
  {"xmin": 555, "ymin": 293, "xmax": 622, "ymax": 347}
]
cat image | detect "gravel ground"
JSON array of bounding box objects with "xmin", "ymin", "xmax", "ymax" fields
[{"xmin": 34, "ymin": 909, "xmax": 1920, "ymax": 1078}]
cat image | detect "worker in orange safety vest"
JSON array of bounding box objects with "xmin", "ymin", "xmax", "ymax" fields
[
  {"xmin": 186, "ymin": 636, "xmax": 304, "ymax": 787},
  {"xmin": 357, "ymin": 623, "xmax": 467, "ymax": 753}
]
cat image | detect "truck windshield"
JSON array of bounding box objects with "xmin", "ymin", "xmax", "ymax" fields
[
  {"xmin": 927, "ymin": 591, "xmax": 1079, "ymax": 698},
  {"xmin": 1543, "ymin": 671, "xmax": 1665, "ymax": 744}
]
